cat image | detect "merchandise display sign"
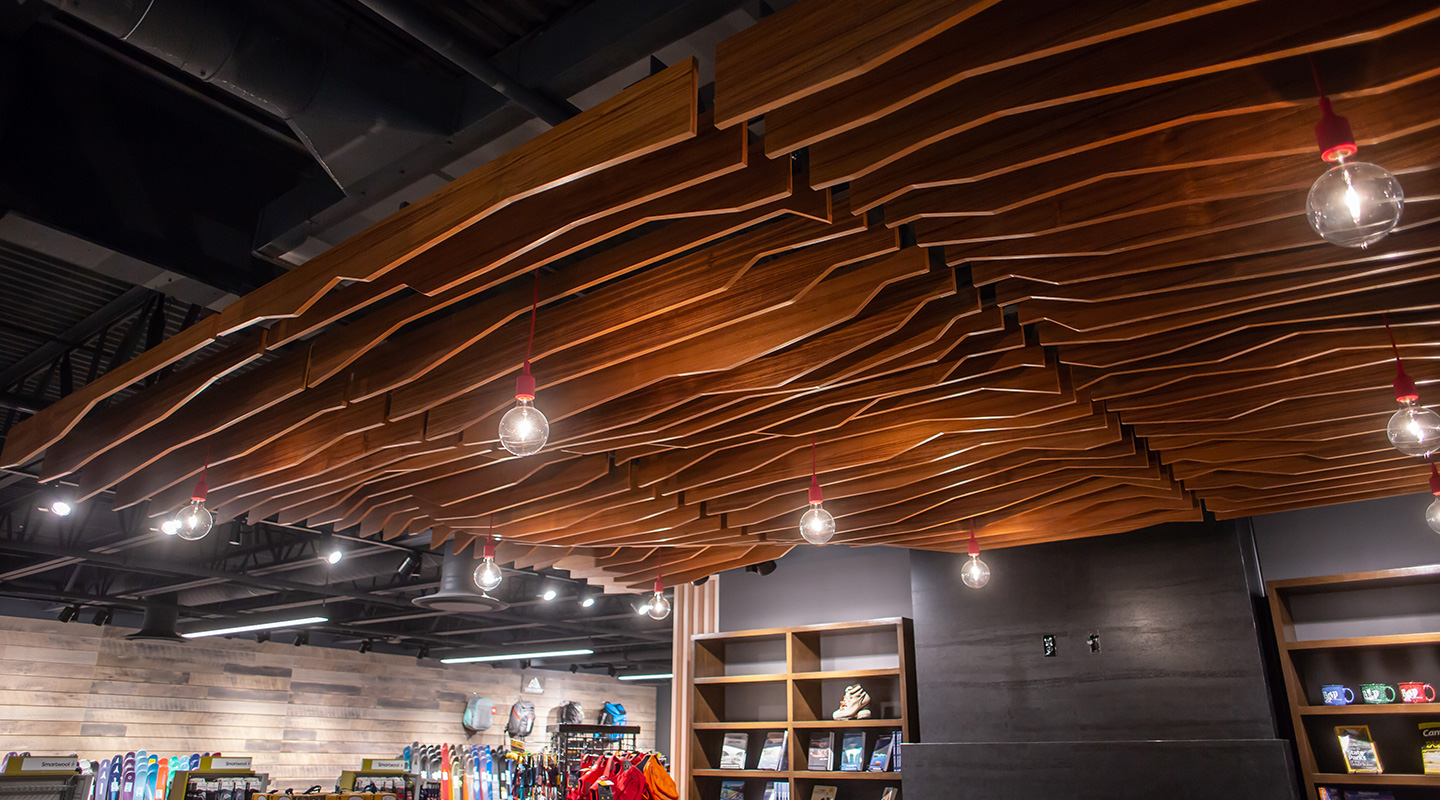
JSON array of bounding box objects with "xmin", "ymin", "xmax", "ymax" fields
[
  {"xmin": 523, "ymin": 676, "xmax": 543, "ymax": 694},
  {"xmin": 3, "ymin": 756, "xmax": 79, "ymax": 774},
  {"xmin": 361, "ymin": 760, "xmax": 408, "ymax": 772},
  {"xmin": 197, "ymin": 757, "xmax": 253, "ymax": 772}
]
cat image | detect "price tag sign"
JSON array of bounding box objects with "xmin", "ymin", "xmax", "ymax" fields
[
  {"xmin": 198, "ymin": 757, "xmax": 253, "ymax": 772},
  {"xmin": 5, "ymin": 756, "xmax": 79, "ymax": 774},
  {"xmin": 361, "ymin": 760, "xmax": 408, "ymax": 772}
]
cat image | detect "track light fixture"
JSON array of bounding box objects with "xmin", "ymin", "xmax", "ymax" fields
[
  {"xmin": 608, "ymin": 665, "xmax": 618, "ymax": 678},
  {"xmin": 692, "ymin": 575, "xmax": 710, "ymax": 587},
  {"xmin": 416, "ymin": 644, "xmax": 431, "ymax": 660},
  {"xmin": 48, "ymin": 499, "xmax": 73, "ymax": 516},
  {"xmin": 541, "ymin": 588, "xmax": 558, "ymax": 602},
  {"xmin": 358, "ymin": 639, "xmax": 373, "ymax": 654},
  {"xmin": 255, "ymin": 631, "xmax": 271, "ymax": 643},
  {"xmin": 322, "ymin": 539, "xmax": 343, "ymax": 565},
  {"xmin": 57, "ymin": 605, "xmax": 80, "ymax": 623},
  {"xmin": 569, "ymin": 664, "xmax": 580, "ymax": 674},
  {"xmin": 91, "ymin": 608, "xmax": 112, "ymax": 627},
  {"xmin": 499, "ymin": 269, "xmax": 549, "ymax": 456},
  {"xmin": 293, "ymin": 631, "xmax": 309, "ymax": 647},
  {"xmin": 397, "ymin": 552, "xmax": 421, "ymax": 578},
  {"xmin": 745, "ymin": 560, "xmax": 777, "ymax": 576}
]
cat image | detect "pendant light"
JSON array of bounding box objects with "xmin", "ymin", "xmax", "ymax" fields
[
  {"xmin": 1306, "ymin": 59, "xmax": 1404, "ymax": 248},
  {"xmin": 799, "ymin": 435, "xmax": 836, "ymax": 544},
  {"xmin": 646, "ymin": 556, "xmax": 671, "ymax": 621},
  {"xmin": 473, "ymin": 515, "xmax": 504, "ymax": 592},
  {"xmin": 1427, "ymin": 463, "xmax": 1440, "ymax": 534},
  {"xmin": 961, "ymin": 520, "xmax": 990, "ymax": 589},
  {"xmin": 173, "ymin": 459, "xmax": 214, "ymax": 541},
  {"xmin": 498, "ymin": 270, "xmax": 549, "ymax": 456},
  {"xmin": 1384, "ymin": 315, "xmax": 1440, "ymax": 457}
]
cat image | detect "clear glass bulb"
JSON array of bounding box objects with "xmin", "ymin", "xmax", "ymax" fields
[
  {"xmin": 646, "ymin": 592, "xmax": 671, "ymax": 620},
  {"xmin": 174, "ymin": 500, "xmax": 213, "ymax": 541},
  {"xmin": 474, "ymin": 558, "xmax": 503, "ymax": 592},
  {"xmin": 498, "ymin": 398, "xmax": 549, "ymax": 456},
  {"xmin": 1388, "ymin": 400, "xmax": 1440, "ymax": 457},
  {"xmin": 799, "ymin": 503, "xmax": 836, "ymax": 545},
  {"xmin": 1428, "ymin": 496, "xmax": 1440, "ymax": 534},
  {"xmin": 961, "ymin": 555, "xmax": 990, "ymax": 589},
  {"xmin": 1307, "ymin": 161, "xmax": 1404, "ymax": 248}
]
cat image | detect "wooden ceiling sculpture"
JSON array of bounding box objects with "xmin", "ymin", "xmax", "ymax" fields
[{"xmin": 6, "ymin": 0, "xmax": 1440, "ymax": 592}]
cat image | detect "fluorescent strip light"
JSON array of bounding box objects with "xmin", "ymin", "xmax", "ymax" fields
[
  {"xmin": 440, "ymin": 647, "xmax": 593, "ymax": 664},
  {"xmin": 181, "ymin": 615, "xmax": 329, "ymax": 639},
  {"xmin": 618, "ymin": 673, "xmax": 673, "ymax": 681}
]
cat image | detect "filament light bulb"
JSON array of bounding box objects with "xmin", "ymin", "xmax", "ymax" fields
[
  {"xmin": 1389, "ymin": 399, "xmax": 1440, "ymax": 457},
  {"xmin": 1428, "ymin": 496, "xmax": 1440, "ymax": 534},
  {"xmin": 1307, "ymin": 160, "xmax": 1403, "ymax": 248},
  {"xmin": 800, "ymin": 503, "xmax": 836, "ymax": 545},
  {"xmin": 174, "ymin": 499, "xmax": 213, "ymax": 541},
  {"xmin": 646, "ymin": 591, "xmax": 671, "ymax": 621},
  {"xmin": 474, "ymin": 558, "xmax": 503, "ymax": 592},
  {"xmin": 499, "ymin": 364, "xmax": 548, "ymax": 457},
  {"xmin": 961, "ymin": 555, "xmax": 991, "ymax": 589}
]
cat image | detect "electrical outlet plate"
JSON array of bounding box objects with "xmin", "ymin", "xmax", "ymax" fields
[{"xmin": 1043, "ymin": 634, "xmax": 1056, "ymax": 657}]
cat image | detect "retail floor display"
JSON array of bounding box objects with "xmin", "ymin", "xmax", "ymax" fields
[
  {"xmin": 1269, "ymin": 565, "xmax": 1440, "ymax": 797},
  {"xmin": 687, "ymin": 618, "xmax": 915, "ymax": 800}
]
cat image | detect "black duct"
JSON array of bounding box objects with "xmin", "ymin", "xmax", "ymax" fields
[
  {"xmin": 126, "ymin": 599, "xmax": 184, "ymax": 641},
  {"xmin": 44, "ymin": 0, "xmax": 450, "ymax": 190}
]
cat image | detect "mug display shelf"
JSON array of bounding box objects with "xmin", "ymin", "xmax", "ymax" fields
[
  {"xmin": 1267, "ymin": 565, "xmax": 1440, "ymax": 800},
  {"xmin": 686, "ymin": 617, "xmax": 917, "ymax": 798}
]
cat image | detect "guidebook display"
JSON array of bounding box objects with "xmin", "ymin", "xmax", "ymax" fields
[
  {"xmin": 720, "ymin": 734, "xmax": 749, "ymax": 770},
  {"xmin": 838, "ymin": 733, "xmax": 865, "ymax": 772},
  {"xmin": 1422, "ymin": 721, "xmax": 1440, "ymax": 774},
  {"xmin": 757, "ymin": 732, "xmax": 789, "ymax": 771},
  {"xmin": 761, "ymin": 782, "xmax": 789, "ymax": 800},
  {"xmin": 809, "ymin": 787, "xmax": 836, "ymax": 800},
  {"xmin": 1336, "ymin": 726, "xmax": 1383, "ymax": 774},
  {"xmin": 807, "ymin": 733, "xmax": 835, "ymax": 771},
  {"xmin": 719, "ymin": 781, "xmax": 744, "ymax": 800},
  {"xmin": 867, "ymin": 734, "xmax": 894, "ymax": 772}
]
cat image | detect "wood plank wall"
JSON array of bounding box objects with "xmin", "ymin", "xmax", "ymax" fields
[{"xmin": 0, "ymin": 617, "xmax": 657, "ymax": 787}]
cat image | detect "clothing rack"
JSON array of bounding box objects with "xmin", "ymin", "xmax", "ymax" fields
[{"xmin": 545, "ymin": 724, "xmax": 640, "ymax": 797}]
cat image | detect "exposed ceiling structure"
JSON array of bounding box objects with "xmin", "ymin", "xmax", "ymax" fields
[{"xmin": 2, "ymin": 0, "xmax": 1439, "ymax": 651}]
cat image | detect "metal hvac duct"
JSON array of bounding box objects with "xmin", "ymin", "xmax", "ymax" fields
[
  {"xmin": 44, "ymin": 0, "xmax": 447, "ymax": 189},
  {"xmin": 126, "ymin": 598, "xmax": 184, "ymax": 641},
  {"xmin": 413, "ymin": 542, "xmax": 508, "ymax": 613}
]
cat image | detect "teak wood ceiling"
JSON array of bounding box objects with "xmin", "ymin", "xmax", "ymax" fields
[{"xmin": 6, "ymin": 0, "xmax": 1440, "ymax": 592}]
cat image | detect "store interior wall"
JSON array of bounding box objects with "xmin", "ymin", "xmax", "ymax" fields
[
  {"xmin": 1251, "ymin": 493, "xmax": 1440, "ymax": 581},
  {"xmin": 717, "ymin": 544, "xmax": 913, "ymax": 630},
  {"xmin": 0, "ymin": 616, "xmax": 655, "ymax": 787}
]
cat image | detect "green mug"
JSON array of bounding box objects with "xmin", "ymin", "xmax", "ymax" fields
[{"xmin": 1361, "ymin": 683, "xmax": 1397, "ymax": 704}]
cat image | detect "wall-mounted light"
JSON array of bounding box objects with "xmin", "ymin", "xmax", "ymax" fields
[
  {"xmin": 91, "ymin": 608, "xmax": 112, "ymax": 627},
  {"xmin": 57, "ymin": 605, "xmax": 80, "ymax": 623}
]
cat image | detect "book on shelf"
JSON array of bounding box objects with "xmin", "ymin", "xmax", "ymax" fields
[
  {"xmin": 1341, "ymin": 792, "xmax": 1395, "ymax": 800},
  {"xmin": 880, "ymin": 789, "xmax": 899, "ymax": 800},
  {"xmin": 1423, "ymin": 721, "xmax": 1440, "ymax": 774},
  {"xmin": 761, "ymin": 781, "xmax": 789, "ymax": 800},
  {"xmin": 720, "ymin": 733, "xmax": 749, "ymax": 769},
  {"xmin": 807, "ymin": 732, "xmax": 835, "ymax": 771},
  {"xmin": 838, "ymin": 731, "xmax": 865, "ymax": 772},
  {"xmin": 892, "ymin": 738, "xmax": 901, "ymax": 772},
  {"xmin": 1336, "ymin": 725, "xmax": 1383, "ymax": 774},
  {"xmin": 867, "ymin": 733, "xmax": 894, "ymax": 772},
  {"xmin": 757, "ymin": 730, "xmax": 789, "ymax": 771},
  {"xmin": 809, "ymin": 786, "xmax": 837, "ymax": 800},
  {"xmin": 719, "ymin": 781, "xmax": 745, "ymax": 800}
]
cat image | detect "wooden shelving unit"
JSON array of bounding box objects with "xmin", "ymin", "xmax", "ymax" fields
[
  {"xmin": 687, "ymin": 618, "xmax": 917, "ymax": 800},
  {"xmin": 1268, "ymin": 565, "xmax": 1440, "ymax": 799}
]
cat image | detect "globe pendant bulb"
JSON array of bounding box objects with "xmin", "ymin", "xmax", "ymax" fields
[
  {"xmin": 800, "ymin": 502, "xmax": 836, "ymax": 545},
  {"xmin": 474, "ymin": 558, "xmax": 503, "ymax": 592},
  {"xmin": 646, "ymin": 591, "xmax": 671, "ymax": 620},
  {"xmin": 1428, "ymin": 497, "xmax": 1440, "ymax": 534},
  {"xmin": 961, "ymin": 555, "xmax": 990, "ymax": 589},
  {"xmin": 174, "ymin": 500, "xmax": 213, "ymax": 541},
  {"xmin": 499, "ymin": 397, "xmax": 548, "ymax": 456},
  {"xmin": 1388, "ymin": 400, "xmax": 1440, "ymax": 457},
  {"xmin": 1307, "ymin": 161, "xmax": 1404, "ymax": 248}
]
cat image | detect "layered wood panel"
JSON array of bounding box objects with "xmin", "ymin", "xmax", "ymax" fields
[
  {"xmin": 6, "ymin": 1, "xmax": 1440, "ymax": 589},
  {"xmin": 0, "ymin": 616, "xmax": 655, "ymax": 786}
]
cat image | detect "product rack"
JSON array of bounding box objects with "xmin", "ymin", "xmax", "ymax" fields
[
  {"xmin": 0, "ymin": 775, "xmax": 93, "ymax": 800},
  {"xmin": 686, "ymin": 617, "xmax": 917, "ymax": 800},
  {"xmin": 548, "ymin": 723, "xmax": 642, "ymax": 795},
  {"xmin": 1268, "ymin": 565, "xmax": 1440, "ymax": 798}
]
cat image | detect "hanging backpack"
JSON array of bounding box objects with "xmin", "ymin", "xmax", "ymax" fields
[
  {"xmin": 506, "ymin": 700, "xmax": 536, "ymax": 737},
  {"xmin": 559, "ymin": 701, "xmax": 584, "ymax": 725},
  {"xmin": 598, "ymin": 702, "xmax": 626, "ymax": 726},
  {"xmin": 462, "ymin": 697, "xmax": 494, "ymax": 734}
]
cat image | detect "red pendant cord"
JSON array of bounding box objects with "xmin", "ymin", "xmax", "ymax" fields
[
  {"xmin": 515, "ymin": 270, "xmax": 540, "ymax": 399},
  {"xmin": 808, "ymin": 435, "xmax": 823, "ymax": 504},
  {"xmin": 483, "ymin": 513, "xmax": 496, "ymax": 560},
  {"xmin": 655, "ymin": 551, "xmax": 664, "ymax": 594},
  {"xmin": 1431, "ymin": 462, "xmax": 1440, "ymax": 496},
  {"xmin": 191, "ymin": 447, "xmax": 210, "ymax": 502},
  {"xmin": 1386, "ymin": 313, "xmax": 1420, "ymax": 402},
  {"xmin": 967, "ymin": 519, "xmax": 979, "ymax": 558},
  {"xmin": 1308, "ymin": 54, "xmax": 1356, "ymax": 162}
]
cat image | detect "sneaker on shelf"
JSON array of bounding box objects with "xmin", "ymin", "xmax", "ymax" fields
[{"xmin": 832, "ymin": 684, "xmax": 872, "ymax": 720}]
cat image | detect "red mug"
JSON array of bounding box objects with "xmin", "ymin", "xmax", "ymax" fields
[{"xmin": 1400, "ymin": 682, "xmax": 1436, "ymax": 703}]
